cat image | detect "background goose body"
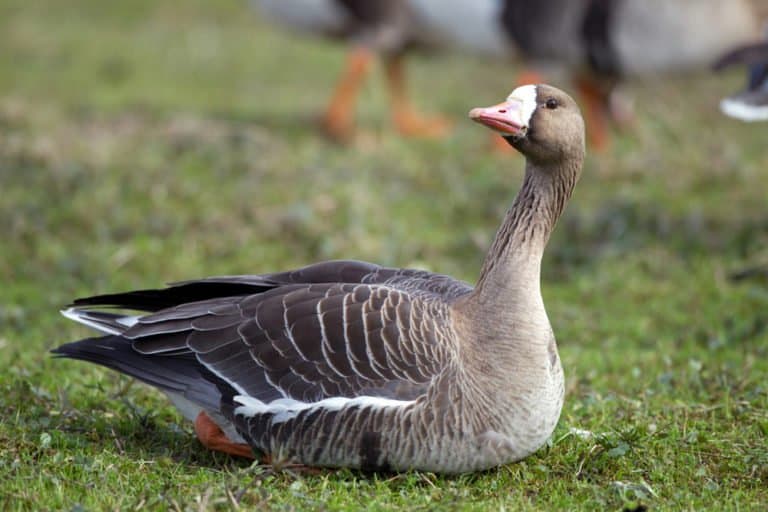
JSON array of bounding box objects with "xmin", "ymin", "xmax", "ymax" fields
[
  {"xmin": 54, "ymin": 84, "xmax": 584, "ymax": 473},
  {"xmin": 409, "ymin": 0, "xmax": 755, "ymax": 75},
  {"xmin": 409, "ymin": 0, "xmax": 757, "ymax": 147},
  {"xmin": 252, "ymin": 0, "xmax": 757, "ymax": 148}
]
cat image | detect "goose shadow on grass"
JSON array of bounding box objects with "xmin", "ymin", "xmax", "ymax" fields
[{"xmin": 8, "ymin": 376, "xmax": 247, "ymax": 468}]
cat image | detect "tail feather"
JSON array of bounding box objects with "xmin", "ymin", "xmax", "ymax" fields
[{"xmin": 52, "ymin": 336, "xmax": 227, "ymax": 414}]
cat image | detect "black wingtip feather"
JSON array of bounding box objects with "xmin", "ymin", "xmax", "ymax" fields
[{"xmin": 70, "ymin": 281, "xmax": 276, "ymax": 312}]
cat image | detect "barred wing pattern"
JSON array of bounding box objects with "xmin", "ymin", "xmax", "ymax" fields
[
  {"xmin": 57, "ymin": 260, "xmax": 481, "ymax": 469},
  {"xmin": 127, "ymin": 280, "xmax": 461, "ymax": 404}
]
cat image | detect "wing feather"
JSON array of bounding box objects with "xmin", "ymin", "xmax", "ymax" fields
[
  {"xmin": 120, "ymin": 282, "xmax": 456, "ymax": 402},
  {"xmin": 187, "ymin": 326, "xmax": 241, "ymax": 353},
  {"xmin": 63, "ymin": 260, "xmax": 470, "ymax": 407}
]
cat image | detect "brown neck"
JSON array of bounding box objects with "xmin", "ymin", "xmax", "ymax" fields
[{"xmin": 472, "ymin": 157, "xmax": 581, "ymax": 304}]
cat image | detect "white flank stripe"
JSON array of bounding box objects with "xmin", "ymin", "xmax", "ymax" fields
[
  {"xmin": 234, "ymin": 395, "xmax": 415, "ymax": 424},
  {"xmin": 507, "ymin": 85, "xmax": 538, "ymax": 128}
]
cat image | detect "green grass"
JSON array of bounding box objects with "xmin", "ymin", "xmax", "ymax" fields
[{"xmin": 1, "ymin": 0, "xmax": 767, "ymax": 510}]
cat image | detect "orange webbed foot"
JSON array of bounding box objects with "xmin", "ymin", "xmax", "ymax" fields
[{"xmin": 194, "ymin": 411, "xmax": 255, "ymax": 459}]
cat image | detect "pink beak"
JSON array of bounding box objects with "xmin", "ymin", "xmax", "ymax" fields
[{"xmin": 468, "ymin": 98, "xmax": 527, "ymax": 136}]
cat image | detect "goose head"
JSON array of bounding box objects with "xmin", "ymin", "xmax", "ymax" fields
[{"xmin": 469, "ymin": 84, "xmax": 585, "ymax": 164}]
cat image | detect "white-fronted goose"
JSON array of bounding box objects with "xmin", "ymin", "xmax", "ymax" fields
[
  {"xmin": 714, "ymin": 28, "xmax": 768, "ymax": 122},
  {"xmin": 252, "ymin": 0, "xmax": 448, "ymax": 141},
  {"xmin": 409, "ymin": 0, "xmax": 755, "ymax": 148},
  {"xmin": 53, "ymin": 84, "xmax": 585, "ymax": 473}
]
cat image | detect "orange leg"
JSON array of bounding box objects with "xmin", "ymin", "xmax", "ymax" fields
[
  {"xmin": 384, "ymin": 54, "xmax": 451, "ymax": 138},
  {"xmin": 194, "ymin": 411, "xmax": 255, "ymax": 459},
  {"xmin": 194, "ymin": 412, "xmax": 325, "ymax": 473},
  {"xmin": 574, "ymin": 74, "xmax": 611, "ymax": 152},
  {"xmin": 322, "ymin": 47, "xmax": 375, "ymax": 143}
]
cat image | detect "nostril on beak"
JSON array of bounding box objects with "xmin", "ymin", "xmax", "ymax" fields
[{"xmin": 498, "ymin": 109, "xmax": 506, "ymax": 114}]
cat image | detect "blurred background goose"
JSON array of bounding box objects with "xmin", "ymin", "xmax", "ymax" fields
[
  {"xmin": 410, "ymin": 0, "xmax": 757, "ymax": 149},
  {"xmin": 253, "ymin": 0, "xmax": 757, "ymax": 148},
  {"xmin": 714, "ymin": 26, "xmax": 768, "ymax": 122},
  {"xmin": 53, "ymin": 84, "xmax": 585, "ymax": 473},
  {"xmin": 252, "ymin": 0, "xmax": 449, "ymax": 141}
]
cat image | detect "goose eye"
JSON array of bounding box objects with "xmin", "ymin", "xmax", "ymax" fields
[{"xmin": 545, "ymin": 98, "xmax": 559, "ymax": 110}]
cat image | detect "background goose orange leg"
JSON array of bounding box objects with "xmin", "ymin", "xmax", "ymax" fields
[
  {"xmin": 194, "ymin": 411, "xmax": 255, "ymax": 459},
  {"xmin": 574, "ymin": 74, "xmax": 610, "ymax": 151},
  {"xmin": 322, "ymin": 47, "xmax": 374, "ymax": 142},
  {"xmin": 384, "ymin": 54, "xmax": 451, "ymax": 138}
]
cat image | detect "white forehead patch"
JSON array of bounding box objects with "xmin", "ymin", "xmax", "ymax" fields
[{"xmin": 507, "ymin": 85, "xmax": 538, "ymax": 127}]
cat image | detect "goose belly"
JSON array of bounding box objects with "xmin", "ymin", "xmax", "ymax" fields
[
  {"xmin": 252, "ymin": 0, "xmax": 349, "ymax": 36},
  {"xmin": 230, "ymin": 365, "xmax": 564, "ymax": 473},
  {"xmin": 491, "ymin": 363, "xmax": 565, "ymax": 464}
]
